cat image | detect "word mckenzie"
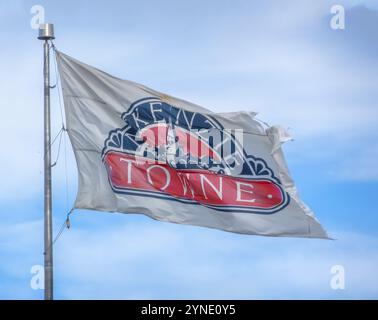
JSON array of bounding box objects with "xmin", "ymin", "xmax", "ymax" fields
[{"xmin": 140, "ymin": 304, "xmax": 236, "ymax": 317}]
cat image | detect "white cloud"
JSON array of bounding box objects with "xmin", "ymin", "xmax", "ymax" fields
[
  {"xmin": 346, "ymin": 0, "xmax": 378, "ymax": 10},
  {"xmin": 0, "ymin": 0, "xmax": 23, "ymax": 19},
  {"xmin": 330, "ymin": 144, "xmax": 378, "ymax": 181},
  {"xmin": 53, "ymin": 219, "xmax": 378, "ymax": 299},
  {"xmin": 0, "ymin": 0, "xmax": 377, "ymax": 301},
  {"xmin": 1, "ymin": 0, "xmax": 377, "ymax": 202},
  {"xmin": 1, "ymin": 216, "xmax": 377, "ymax": 299}
]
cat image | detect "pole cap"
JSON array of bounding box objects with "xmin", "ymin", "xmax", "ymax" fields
[{"xmin": 38, "ymin": 23, "xmax": 55, "ymax": 40}]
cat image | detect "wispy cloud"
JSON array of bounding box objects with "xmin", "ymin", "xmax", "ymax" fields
[
  {"xmin": 330, "ymin": 144, "xmax": 378, "ymax": 181},
  {"xmin": 0, "ymin": 0, "xmax": 377, "ymax": 300},
  {"xmin": 1, "ymin": 216, "xmax": 377, "ymax": 299}
]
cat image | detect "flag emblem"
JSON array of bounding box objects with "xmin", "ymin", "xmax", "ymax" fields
[{"xmin": 102, "ymin": 97, "xmax": 290, "ymax": 214}]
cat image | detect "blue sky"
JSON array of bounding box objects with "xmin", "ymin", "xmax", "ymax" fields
[{"xmin": 0, "ymin": 0, "xmax": 377, "ymax": 299}]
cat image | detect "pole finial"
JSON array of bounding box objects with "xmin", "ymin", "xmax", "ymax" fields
[{"xmin": 38, "ymin": 23, "xmax": 55, "ymax": 40}]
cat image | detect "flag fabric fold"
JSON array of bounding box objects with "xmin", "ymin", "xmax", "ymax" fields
[{"xmin": 56, "ymin": 50, "xmax": 328, "ymax": 238}]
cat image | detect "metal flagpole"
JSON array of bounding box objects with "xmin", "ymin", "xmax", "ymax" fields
[{"xmin": 38, "ymin": 23, "xmax": 55, "ymax": 300}]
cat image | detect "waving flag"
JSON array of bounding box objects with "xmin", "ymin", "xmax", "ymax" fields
[{"xmin": 56, "ymin": 51, "xmax": 328, "ymax": 238}]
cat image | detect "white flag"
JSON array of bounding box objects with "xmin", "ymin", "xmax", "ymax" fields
[{"xmin": 56, "ymin": 51, "xmax": 328, "ymax": 238}]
